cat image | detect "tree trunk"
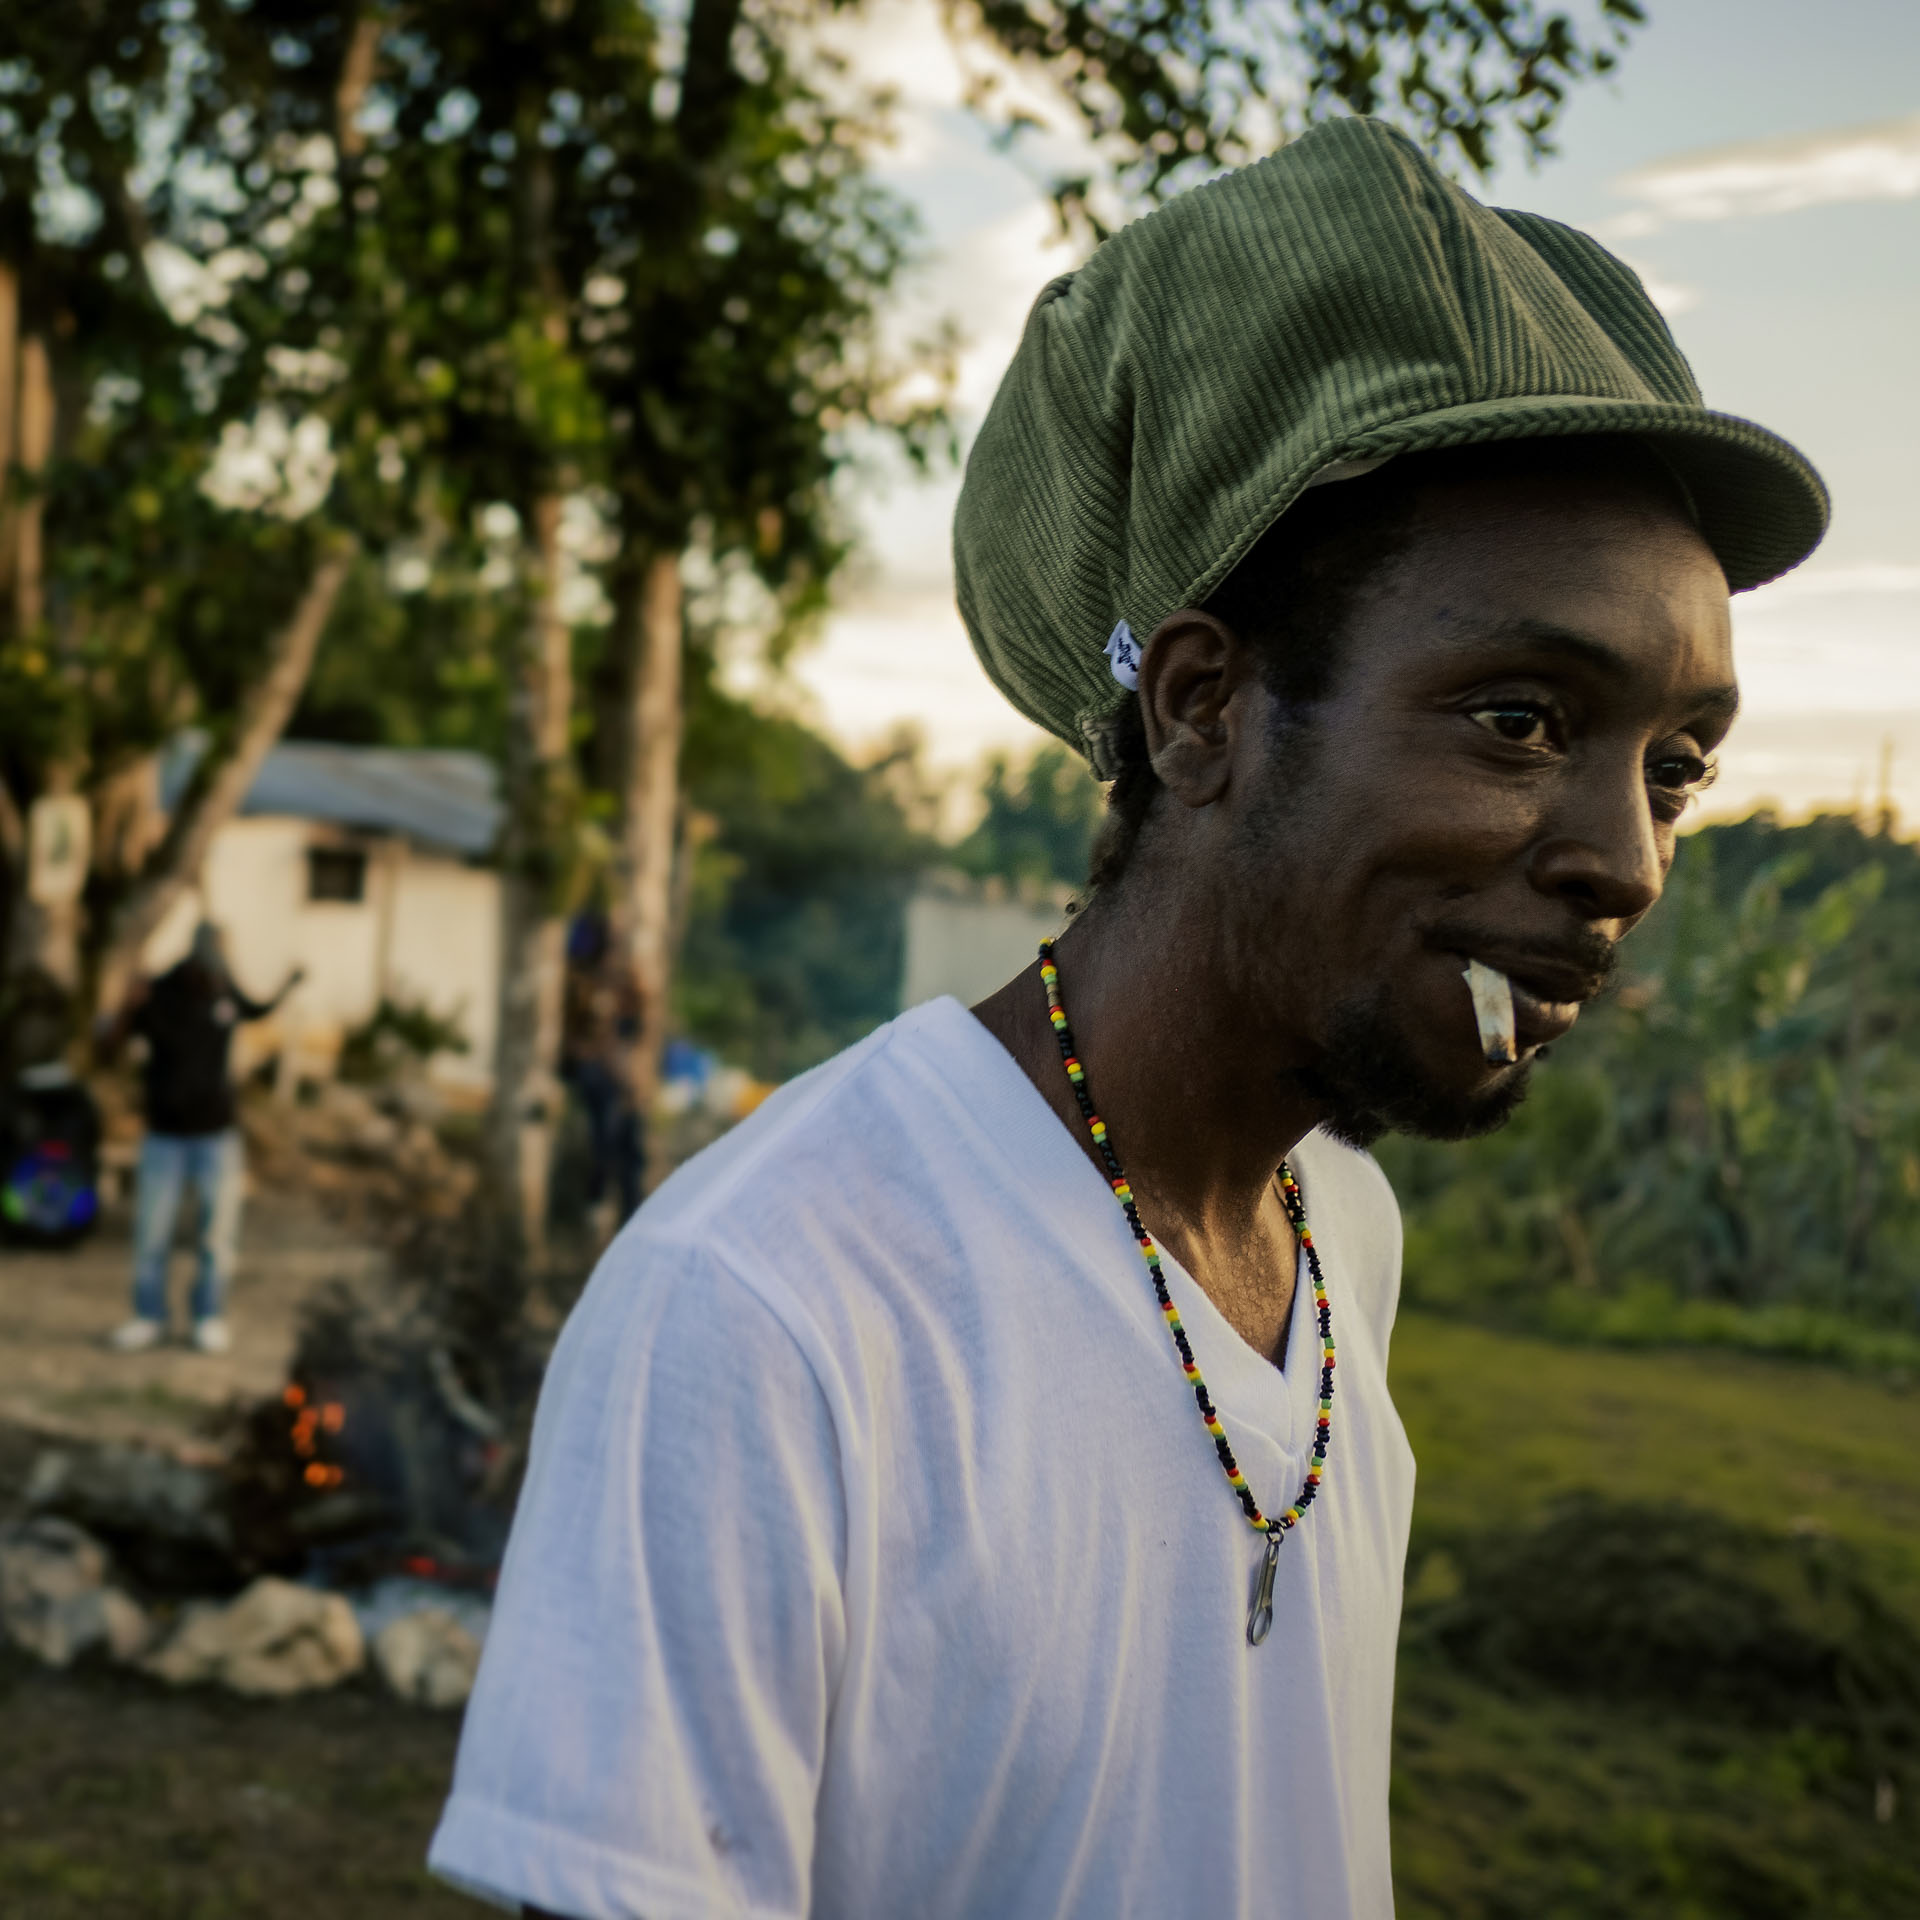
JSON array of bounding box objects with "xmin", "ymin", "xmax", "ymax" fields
[
  {"xmin": 13, "ymin": 329, "xmax": 52, "ymax": 639},
  {"xmin": 91, "ymin": 752, "xmax": 164, "ymax": 888},
  {"xmin": 6, "ymin": 765, "xmax": 87, "ymax": 994},
  {"xmin": 0, "ymin": 325, "xmax": 79, "ymax": 992},
  {"xmin": 335, "ymin": 11, "xmax": 384, "ymax": 159},
  {"xmin": 613, "ymin": 549, "xmax": 685, "ymax": 1131},
  {"xmin": 487, "ymin": 493, "xmax": 573, "ymax": 1264},
  {"xmin": 93, "ymin": 544, "xmax": 352, "ymax": 1011},
  {"xmin": 0, "ymin": 259, "xmax": 16, "ymax": 606}
]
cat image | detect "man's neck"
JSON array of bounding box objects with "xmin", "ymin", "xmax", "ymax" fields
[{"xmin": 970, "ymin": 880, "xmax": 1321, "ymax": 1361}]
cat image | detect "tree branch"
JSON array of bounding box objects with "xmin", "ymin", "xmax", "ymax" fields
[
  {"xmin": 0, "ymin": 775, "xmax": 23, "ymax": 872},
  {"xmin": 98, "ymin": 540, "xmax": 354, "ymax": 992},
  {"xmin": 335, "ymin": 8, "xmax": 385, "ymax": 160},
  {"xmin": 676, "ymin": 0, "xmax": 746, "ymax": 165}
]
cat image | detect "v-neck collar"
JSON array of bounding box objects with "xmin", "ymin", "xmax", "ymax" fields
[{"xmin": 901, "ymin": 995, "xmax": 1325, "ymax": 1467}]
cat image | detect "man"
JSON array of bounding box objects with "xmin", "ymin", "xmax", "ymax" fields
[
  {"xmin": 561, "ymin": 909, "xmax": 646, "ymax": 1235},
  {"xmin": 431, "ymin": 119, "xmax": 1825, "ymax": 1918},
  {"xmin": 104, "ymin": 921, "xmax": 302, "ymax": 1355}
]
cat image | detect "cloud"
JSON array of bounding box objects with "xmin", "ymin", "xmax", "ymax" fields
[
  {"xmin": 1601, "ymin": 112, "xmax": 1920, "ymax": 238},
  {"xmin": 1616, "ymin": 256, "xmax": 1700, "ymax": 317},
  {"xmin": 1743, "ymin": 563, "xmax": 1920, "ymax": 608}
]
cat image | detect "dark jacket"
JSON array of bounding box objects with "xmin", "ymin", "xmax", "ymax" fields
[{"xmin": 134, "ymin": 962, "xmax": 271, "ymax": 1136}]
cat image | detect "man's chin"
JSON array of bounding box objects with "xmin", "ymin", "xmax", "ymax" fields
[{"xmin": 1295, "ymin": 993, "xmax": 1536, "ymax": 1151}]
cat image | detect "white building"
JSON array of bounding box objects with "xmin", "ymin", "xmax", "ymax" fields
[
  {"xmin": 898, "ymin": 871, "xmax": 1072, "ymax": 1014},
  {"xmin": 148, "ymin": 742, "xmax": 502, "ymax": 1099}
]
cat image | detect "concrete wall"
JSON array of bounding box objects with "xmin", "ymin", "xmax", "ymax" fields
[
  {"xmin": 383, "ymin": 853, "xmax": 499, "ymax": 1090},
  {"xmin": 142, "ymin": 816, "xmax": 499, "ymax": 1092},
  {"xmin": 900, "ymin": 886, "xmax": 1070, "ymax": 1013}
]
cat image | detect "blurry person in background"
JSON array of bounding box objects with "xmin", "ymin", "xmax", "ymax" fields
[
  {"xmin": 100, "ymin": 920, "xmax": 302, "ymax": 1355},
  {"xmin": 561, "ymin": 909, "xmax": 645, "ymax": 1238}
]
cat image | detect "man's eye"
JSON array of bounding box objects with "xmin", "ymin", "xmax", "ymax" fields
[
  {"xmin": 1469, "ymin": 704, "xmax": 1551, "ymax": 747},
  {"xmin": 1648, "ymin": 752, "xmax": 1716, "ymax": 796}
]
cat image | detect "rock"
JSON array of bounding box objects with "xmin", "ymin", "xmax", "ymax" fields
[
  {"xmin": 143, "ymin": 1576, "xmax": 364, "ymax": 1696},
  {"xmin": 26, "ymin": 1444, "xmax": 237, "ymax": 1593},
  {"xmin": 96, "ymin": 1587, "xmax": 155, "ymax": 1662},
  {"xmin": 314, "ymin": 1081, "xmax": 402, "ymax": 1155},
  {"xmin": 372, "ymin": 1606, "xmax": 481, "ymax": 1709},
  {"xmin": 0, "ymin": 1517, "xmax": 151, "ymax": 1667}
]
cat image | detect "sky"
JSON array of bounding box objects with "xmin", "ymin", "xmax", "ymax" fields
[{"xmin": 772, "ymin": 0, "xmax": 1920, "ymax": 830}]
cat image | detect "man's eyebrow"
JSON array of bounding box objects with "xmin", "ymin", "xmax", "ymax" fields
[{"xmin": 1477, "ymin": 617, "xmax": 1740, "ymax": 728}]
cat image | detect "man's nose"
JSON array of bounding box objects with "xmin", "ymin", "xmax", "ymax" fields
[{"xmin": 1525, "ymin": 762, "xmax": 1664, "ymax": 925}]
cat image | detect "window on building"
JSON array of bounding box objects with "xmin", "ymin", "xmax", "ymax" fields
[{"xmin": 307, "ymin": 846, "xmax": 368, "ymax": 903}]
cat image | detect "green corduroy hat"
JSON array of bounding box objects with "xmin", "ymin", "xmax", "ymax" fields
[{"xmin": 953, "ymin": 116, "xmax": 1830, "ymax": 779}]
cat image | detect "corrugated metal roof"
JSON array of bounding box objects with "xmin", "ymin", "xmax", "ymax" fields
[{"xmin": 162, "ymin": 736, "xmax": 501, "ymax": 857}]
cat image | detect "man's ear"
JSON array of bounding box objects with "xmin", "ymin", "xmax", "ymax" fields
[{"xmin": 1136, "ymin": 608, "xmax": 1260, "ymax": 809}]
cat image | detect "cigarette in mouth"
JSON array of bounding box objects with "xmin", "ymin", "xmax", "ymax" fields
[{"xmin": 1462, "ymin": 959, "xmax": 1518, "ymax": 1066}]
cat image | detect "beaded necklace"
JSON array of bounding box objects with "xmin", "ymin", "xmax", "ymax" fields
[{"xmin": 1037, "ymin": 939, "xmax": 1336, "ymax": 1647}]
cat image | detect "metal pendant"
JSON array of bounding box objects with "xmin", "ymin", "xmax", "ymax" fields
[{"xmin": 1247, "ymin": 1531, "xmax": 1281, "ymax": 1646}]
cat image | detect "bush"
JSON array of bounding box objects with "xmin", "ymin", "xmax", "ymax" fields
[{"xmin": 1379, "ymin": 813, "xmax": 1920, "ymax": 1336}]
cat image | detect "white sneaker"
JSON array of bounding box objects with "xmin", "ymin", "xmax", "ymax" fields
[
  {"xmin": 107, "ymin": 1316, "xmax": 165, "ymax": 1353},
  {"xmin": 190, "ymin": 1317, "xmax": 232, "ymax": 1355}
]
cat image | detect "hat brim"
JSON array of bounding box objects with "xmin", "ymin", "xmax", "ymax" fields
[{"xmin": 1336, "ymin": 395, "xmax": 1829, "ymax": 594}]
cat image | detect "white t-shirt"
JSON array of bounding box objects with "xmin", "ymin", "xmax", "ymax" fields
[{"xmin": 431, "ymin": 997, "xmax": 1416, "ymax": 1920}]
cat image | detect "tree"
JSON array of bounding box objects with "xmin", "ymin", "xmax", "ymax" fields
[
  {"xmin": 0, "ymin": 9, "xmax": 363, "ymax": 1017},
  {"xmin": 597, "ymin": 0, "xmax": 1646, "ymax": 1129},
  {"xmin": 570, "ymin": 0, "xmax": 951, "ymax": 1131},
  {"xmin": 218, "ymin": 0, "xmax": 947, "ymax": 1252},
  {"xmin": 953, "ymin": 744, "xmax": 1104, "ymax": 894},
  {"xmin": 951, "ymin": 0, "xmax": 1645, "ymax": 233},
  {"xmin": 675, "ymin": 647, "xmax": 936, "ymax": 1081},
  {"xmin": 111, "ymin": 0, "xmax": 1643, "ymax": 1262}
]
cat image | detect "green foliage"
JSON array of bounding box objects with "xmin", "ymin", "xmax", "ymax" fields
[
  {"xmin": 1379, "ymin": 813, "xmax": 1920, "ymax": 1336},
  {"xmin": 338, "ymin": 995, "xmax": 472, "ymax": 1083},
  {"xmin": 958, "ymin": 0, "xmax": 1645, "ymax": 231},
  {"xmin": 951, "ymin": 743, "xmax": 1104, "ymax": 893},
  {"xmin": 675, "ymin": 649, "xmax": 935, "ymax": 1081},
  {"xmin": 0, "ymin": 7, "xmax": 349, "ymax": 788},
  {"xmin": 290, "ymin": 552, "xmax": 510, "ymax": 753},
  {"xmin": 233, "ymin": 0, "xmax": 949, "ymax": 602},
  {"xmin": 1531, "ymin": 1284, "xmax": 1920, "ymax": 1375}
]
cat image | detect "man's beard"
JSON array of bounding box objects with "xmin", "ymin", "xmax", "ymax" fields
[{"xmin": 1291, "ymin": 982, "xmax": 1533, "ymax": 1150}]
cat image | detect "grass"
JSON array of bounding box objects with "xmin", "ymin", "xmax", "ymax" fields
[
  {"xmin": 1387, "ymin": 1311, "xmax": 1920, "ymax": 1917},
  {"xmin": 1390, "ymin": 1308, "xmax": 1920, "ymax": 1591},
  {"xmin": 3, "ymin": 1316, "xmax": 1916, "ymax": 1918},
  {"xmin": 0, "ymin": 1654, "xmax": 469, "ymax": 1920},
  {"xmin": 1510, "ymin": 1282, "xmax": 1920, "ymax": 1381},
  {"xmin": 1391, "ymin": 1658, "xmax": 1919, "ymax": 1920}
]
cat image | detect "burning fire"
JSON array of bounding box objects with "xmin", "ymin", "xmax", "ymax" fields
[{"xmin": 283, "ymin": 1383, "xmax": 347, "ymax": 1490}]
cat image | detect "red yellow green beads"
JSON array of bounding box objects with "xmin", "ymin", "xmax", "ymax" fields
[{"xmin": 1039, "ymin": 939, "xmax": 1335, "ymax": 1544}]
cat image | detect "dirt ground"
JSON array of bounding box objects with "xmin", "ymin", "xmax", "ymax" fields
[
  {"xmin": 0, "ymin": 1643, "xmax": 471, "ymax": 1919},
  {"xmin": 0, "ymin": 1181, "xmax": 388, "ymax": 1456},
  {"xmin": 0, "ymin": 1164, "xmax": 484, "ymax": 1920}
]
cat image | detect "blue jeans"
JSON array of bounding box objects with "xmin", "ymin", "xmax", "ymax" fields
[
  {"xmin": 570, "ymin": 1058, "xmax": 644, "ymax": 1221},
  {"xmin": 131, "ymin": 1131, "xmax": 244, "ymax": 1325}
]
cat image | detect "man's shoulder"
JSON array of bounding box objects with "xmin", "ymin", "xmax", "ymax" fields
[
  {"xmin": 647, "ymin": 999, "xmax": 984, "ymax": 1231},
  {"xmin": 582, "ymin": 999, "xmax": 1015, "ymax": 1344}
]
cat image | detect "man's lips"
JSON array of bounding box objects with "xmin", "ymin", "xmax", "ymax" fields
[{"xmin": 1452, "ymin": 947, "xmax": 1609, "ymax": 1053}]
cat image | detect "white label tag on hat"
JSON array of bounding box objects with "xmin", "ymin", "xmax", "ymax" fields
[{"xmin": 1104, "ymin": 619, "xmax": 1141, "ymax": 689}]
